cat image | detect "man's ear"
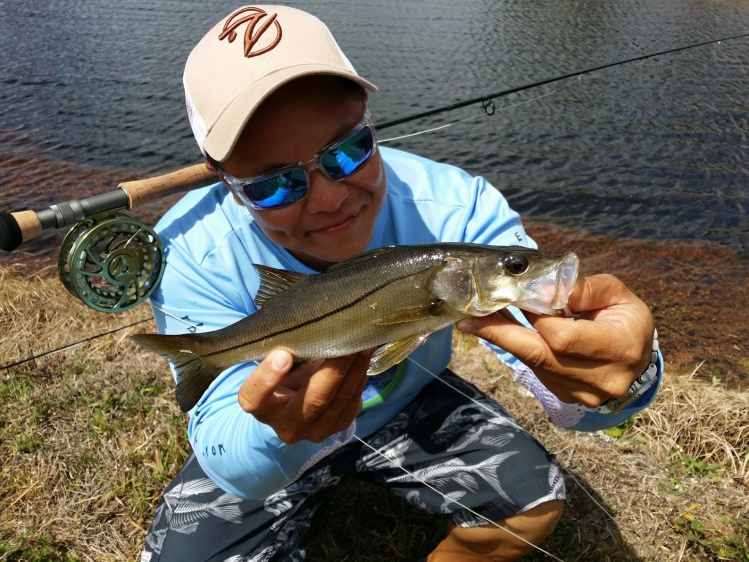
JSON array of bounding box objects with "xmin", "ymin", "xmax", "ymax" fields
[
  {"xmin": 206, "ymin": 159, "xmax": 246, "ymax": 207},
  {"xmin": 205, "ymin": 159, "xmax": 225, "ymax": 184}
]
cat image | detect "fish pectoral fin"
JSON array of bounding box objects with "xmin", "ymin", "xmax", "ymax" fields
[
  {"xmin": 373, "ymin": 299, "xmax": 444, "ymax": 325},
  {"xmin": 367, "ymin": 333, "xmax": 430, "ymax": 376},
  {"xmin": 253, "ymin": 265, "xmax": 309, "ymax": 306}
]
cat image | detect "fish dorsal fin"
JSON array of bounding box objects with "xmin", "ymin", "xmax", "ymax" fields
[
  {"xmin": 253, "ymin": 264, "xmax": 309, "ymax": 307},
  {"xmin": 323, "ymin": 246, "xmax": 395, "ymax": 272}
]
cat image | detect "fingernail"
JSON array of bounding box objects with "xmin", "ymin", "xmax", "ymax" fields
[
  {"xmin": 270, "ymin": 350, "xmax": 292, "ymax": 371},
  {"xmin": 456, "ymin": 319, "xmax": 476, "ymax": 334}
]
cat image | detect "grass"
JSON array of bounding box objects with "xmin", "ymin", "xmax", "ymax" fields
[{"xmin": 1, "ymin": 236, "xmax": 748, "ymax": 561}]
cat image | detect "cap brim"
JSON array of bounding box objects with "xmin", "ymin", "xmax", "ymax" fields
[{"xmin": 203, "ymin": 66, "xmax": 377, "ymax": 162}]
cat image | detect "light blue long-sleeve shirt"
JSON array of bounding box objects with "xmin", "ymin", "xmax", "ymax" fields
[{"xmin": 149, "ymin": 146, "xmax": 661, "ymax": 499}]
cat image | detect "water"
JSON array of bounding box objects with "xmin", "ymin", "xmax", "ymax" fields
[{"xmin": 1, "ymin": 0, "xmax": 748, "ymax": 253}]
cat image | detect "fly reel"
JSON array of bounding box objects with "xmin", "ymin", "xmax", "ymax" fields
[{"xmin": 58, "ymin": 212, "xmax": 165, "ymax": 312}]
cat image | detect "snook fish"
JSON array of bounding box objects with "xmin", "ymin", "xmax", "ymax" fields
[{"xmin": 132, "ymin": 243, "xmax": 579, "ymax": 412}]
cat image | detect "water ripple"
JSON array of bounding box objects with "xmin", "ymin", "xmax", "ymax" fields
[{"xmin": 1, "ymin": 0, "xmax": 748, "ymax": 254}]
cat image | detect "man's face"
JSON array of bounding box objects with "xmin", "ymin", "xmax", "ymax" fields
[{"xmin": 219, "ymin": 77, "xmax": 387, "ymax": 270}]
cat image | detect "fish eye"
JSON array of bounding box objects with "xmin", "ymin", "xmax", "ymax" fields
[{"xmin": 503, "ymin": 254, "xmax": 529, "ymax": 276}]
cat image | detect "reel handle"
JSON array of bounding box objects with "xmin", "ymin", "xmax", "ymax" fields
[{"xmin": 0, "ymin": 163, "xmax": 216, "ymax": 252}]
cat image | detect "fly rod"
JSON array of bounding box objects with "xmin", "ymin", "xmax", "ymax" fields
[{"xmin": 374, "ymin": 31, "xmax": 749, "ymax": 129}]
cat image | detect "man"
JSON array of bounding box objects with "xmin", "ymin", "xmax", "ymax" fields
[{"xmin": 141, "ymin": 5, "xmax": 661, "ymax": 561}]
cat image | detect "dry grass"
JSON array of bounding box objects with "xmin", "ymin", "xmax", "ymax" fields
[
  {"xmin": 0, "ymin": 264, "xmax": 187, "ymax": 561},
  {"xmin": 1, "ymin": 261, "xmax": 748, "ymax": 561}
]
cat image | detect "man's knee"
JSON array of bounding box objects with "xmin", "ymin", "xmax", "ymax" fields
[
  {"xmin": 430, "ymin": 499, "xmax": 564, "ymax": 562},
  {"xmin": 498, "ymin": 499, "xmax": 564, "ymax": 554}
]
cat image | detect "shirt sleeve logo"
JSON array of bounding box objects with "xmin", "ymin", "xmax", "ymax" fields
[{"xmin": 218, "ymin": 7, "xmax": 283, "ymax": 58}]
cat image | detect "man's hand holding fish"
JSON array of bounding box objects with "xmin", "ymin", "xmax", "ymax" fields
[
  {"xmin": 237, "ymin": 349, "xmax": 373, "ymax": 444},
  {"xmin": 457, "ymin": 273, "xmax": 657, "ymax": 408}
]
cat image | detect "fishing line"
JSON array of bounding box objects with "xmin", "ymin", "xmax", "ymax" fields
[
  {"xmin": 347, "ymin": 352, "xmax": 568, "ymax": 561},
  {"xmin": 378, "ymin": 112, "xmax": 489, "ymax": 144},
  {"xmin": 3, "ymin": 306, "xmax": 648, "ymax": 559},
  {"xmin": 0, "ymin": 318, "xmax": 151, "ymax": 371},
  {"xmin": 0, "ymin": 303, "xmax": 209, "ymax": 371},
  {"xmin": 5, "ymin": 297, "xmax": 649, "ymax": 557},
  {"xmin": 149, "ymin": 302, "xmax": 209, "ymax": 333},
  {"xmin": 378, "ymin": 80, "xmax": 577, "ymax": 144}
]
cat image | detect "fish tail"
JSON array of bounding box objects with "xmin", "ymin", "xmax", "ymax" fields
[{"xmin": 131, "ymin": 333, "xmax": 221, "ymax": 412}]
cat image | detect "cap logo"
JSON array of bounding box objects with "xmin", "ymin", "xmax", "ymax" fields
[{"xmin": 218, "ymin": 7, "xmax": 282, "ymax": 58}]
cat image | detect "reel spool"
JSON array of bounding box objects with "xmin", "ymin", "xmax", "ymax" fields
[{"xmin": 58, "ymin": 212, "xmax": 165, "ymax": 312}]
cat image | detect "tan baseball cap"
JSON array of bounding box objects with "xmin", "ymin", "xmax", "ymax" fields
[{"xmin": 184, "ymin": 5, "xmax": 377, "ymax": 162}]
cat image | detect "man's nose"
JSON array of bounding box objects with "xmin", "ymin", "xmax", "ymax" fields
[{"xmin": 304, "ymin": 169, "xmax": 348, "ymax": 213}]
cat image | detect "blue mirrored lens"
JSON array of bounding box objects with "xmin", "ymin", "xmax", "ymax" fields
[
  {"xmin": 239, "ymin": 123, "xmax": 374, "ymax": 209},
  {"xmin": 320, "ymin": 126, "xmax": 374, "ymax": 179},
  {"xmin": 244, "ymin": 169, "xmax": 308, "ymax": 208}
]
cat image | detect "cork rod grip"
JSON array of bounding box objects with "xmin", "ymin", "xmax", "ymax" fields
[
  {"xmin": 119, "ymin": 163, "xmax": 217, "ymax": 209},
  {"xmin": 0, "ymin": 210, "xmax": 43, "ymax": 251},
  {"xmin": 0, "ymin": 164, "xmax": 216, "ymax": 252}
]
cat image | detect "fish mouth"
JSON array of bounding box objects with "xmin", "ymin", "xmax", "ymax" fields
[{"xmin": 511, "ymin": 252, "xmax": 580, "ymax": 315}]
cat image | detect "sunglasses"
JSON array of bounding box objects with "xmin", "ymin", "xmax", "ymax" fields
[{"xmin": 220, "ymin": 110, "xmax": 377, "ymax": 210}]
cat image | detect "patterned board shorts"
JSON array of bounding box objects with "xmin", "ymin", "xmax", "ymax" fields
[{"xmin": 141, "ymin": 370, "xmax": 565, "ymax": 562}]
